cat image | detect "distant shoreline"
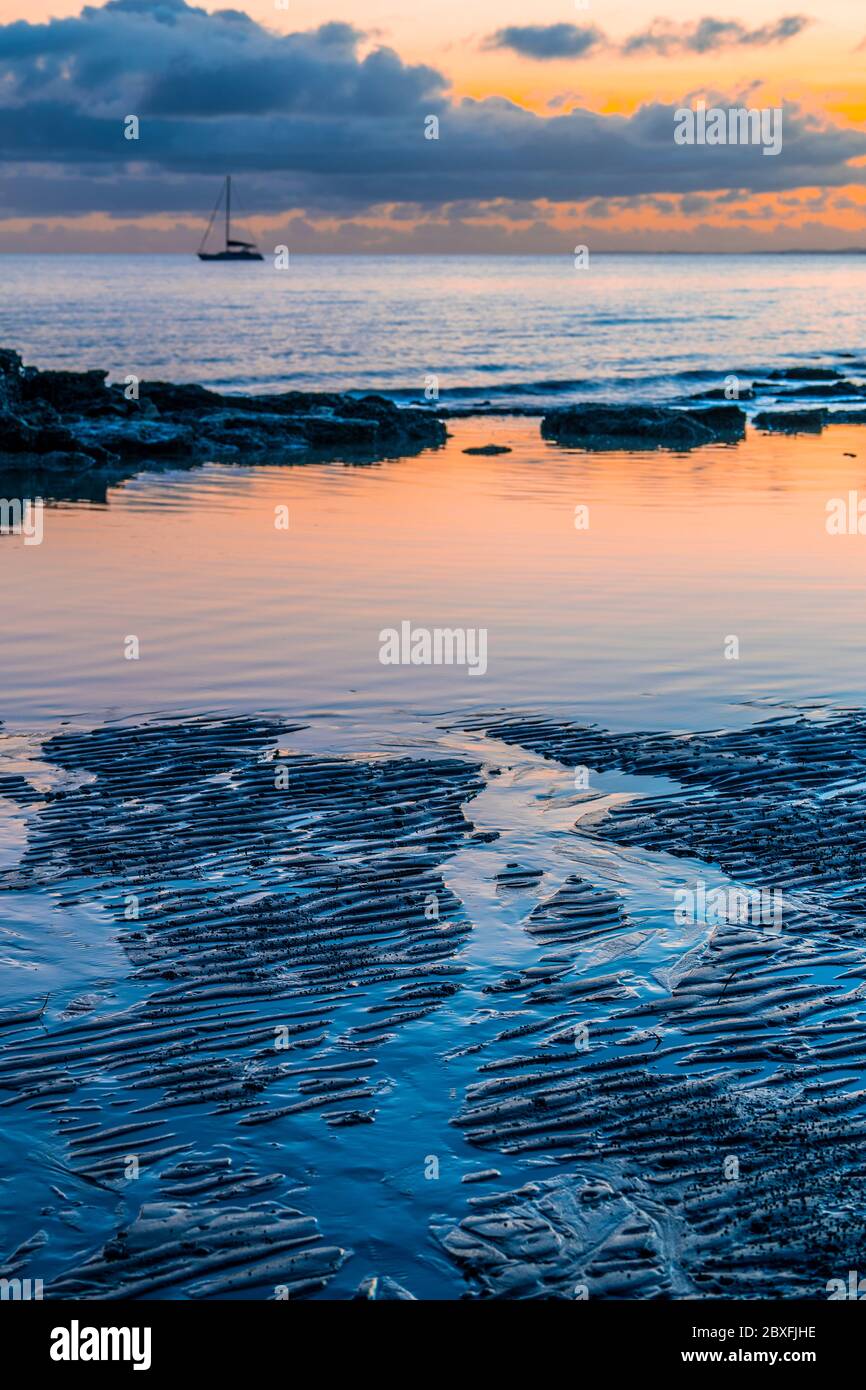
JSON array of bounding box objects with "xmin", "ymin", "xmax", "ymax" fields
[{"xmin": 0, "ymin": 248, "xmax": 864, "ymax": 257}]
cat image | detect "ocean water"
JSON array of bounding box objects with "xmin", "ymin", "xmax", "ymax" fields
[
  {"xmin": 3, "ymin": 255, "xmax": 866, "ymax": 1299},
  {"xmin": 3, "ymin": 252, "xmax": 866, "ymax": 408}
]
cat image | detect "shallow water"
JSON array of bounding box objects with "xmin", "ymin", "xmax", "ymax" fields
[
  {"xmin": 2, "ymin": 418, "xmax": 866, "ymax": 729},
  {"xmin": 4, "ymin": 252, "xmax": 866, "ymax": 408}
]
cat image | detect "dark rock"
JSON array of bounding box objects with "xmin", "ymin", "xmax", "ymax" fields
[
  {"xmin": 0, "ymin": 408, "xmax": 117, "ymax": 464},
  {"xmin": 0, "ymin": 409, "xmax": 39, "ymax": 453},
  {"xmin": 194, "ymin": 410, "xmax": 306, "ymax": 456},
  {"xmin": 462, "ymin": 444, "xmax": 513, "ymax": 455},
  {"xmin": 766, "ymin": 366, "xmax": 844, "ymax": 381},
  {"xmin": 292, "ymin": 413, "xmax": 379, "ymax": 448},
  {"xmin": 437, "ymin": 404, "xmax": 544, "ymax": 418},
  {"xmin": 0, "ymin": 348, "xmax": 447, "ymax": 481},
  {"xmin": 139, "ymin": 382, "xmax": 446, "ymax": 448},
  {"xmin": 826, "ymin": 409, "xmax": 866, "ymax": 425},
  {"xmin": 753, "ymin": 409, "xmax": 826, "ymax": 433},
  {"xmin": 541, "ymin": 403, "xmax": 746, "ymax": 450},
  {"xmin": 784, "ymin": 381, "xmax": 864, "ymax": 398},
  {"xmin": 67, "ymin": 419, "xmax": 196, "ymax": 458},
  {"xmin": 0, "ymin": 350, "xmax": 24, "ymax": 411},
  {"xmin": 138, "ymin": 380, "xmax": 222, "ymax": 413},
  {"xmin": 0, "ymin": 448, "xmax": 110, "ymax": 478},
  {"xmin": 20, "ymin": 367, "xmax": 111, "ymax": 412}
]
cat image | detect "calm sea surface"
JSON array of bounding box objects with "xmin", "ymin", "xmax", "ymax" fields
[{"xmin": 3, "ymin": 252, "xmax": 866, "ymax": 406}]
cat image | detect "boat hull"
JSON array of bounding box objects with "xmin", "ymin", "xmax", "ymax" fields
[{"xmin": 197, "ymin": 250, "xmax": 264, "ymax": 262}]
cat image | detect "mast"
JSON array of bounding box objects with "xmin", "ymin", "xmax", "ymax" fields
[{"xmin": 225, "ymin": 175, "xmax": 231, "ymax": 252}]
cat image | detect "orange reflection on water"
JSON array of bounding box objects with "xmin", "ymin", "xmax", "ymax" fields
[{"xmin": 3, "ymin": 417, "xmax": 866, "ymax": 728}]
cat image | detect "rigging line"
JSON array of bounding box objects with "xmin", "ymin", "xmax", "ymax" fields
[
  {"xmin": 198, "ymin": 182, "xmax": 225, "ymax": 254},
  {"xmin": 229, "ymin": 185, "xmax": 257, "ymax": 247}
]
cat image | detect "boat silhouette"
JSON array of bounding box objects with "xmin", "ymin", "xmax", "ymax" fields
[{"xmin": 197, "ymin": 176, "xmax": 264, "ymax": 262}]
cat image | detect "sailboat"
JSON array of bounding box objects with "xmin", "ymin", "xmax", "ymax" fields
[{"xmin": 197, "ymin": 176, "xmax": 264, "ymax": 262}]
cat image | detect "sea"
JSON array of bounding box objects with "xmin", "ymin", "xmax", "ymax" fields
[{"xmin": 3, "ymin": 250, "xmax": 866, "ymax": 407}]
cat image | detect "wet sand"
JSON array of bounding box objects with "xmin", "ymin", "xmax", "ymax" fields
[{"xmin": 3, "ymin": 701, "xmax": 866, "ymax": 1298}]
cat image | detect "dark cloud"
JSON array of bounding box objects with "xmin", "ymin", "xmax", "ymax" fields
[
  {"xmin": 0, "ymin": 0, "xmax": 857, "ymax": 236},
  {"xmin": 487, "ymin": 15, "xmax": 810, "ymax": 61},
  {"xmin": 0, "ymin": 2, "xmax": 441, "ymax": 117},
  {"xmin": 484, "ymin": 24, "xmax": 603, "ymax": 61},
  {"xmin": 623, "ymin": 15, "xmax": 811, "ymax": 56}
]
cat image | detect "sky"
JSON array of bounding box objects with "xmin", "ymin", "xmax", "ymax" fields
[{"xmin": 0, "ymin": 0, "xmax": 863, "ymax": 251}]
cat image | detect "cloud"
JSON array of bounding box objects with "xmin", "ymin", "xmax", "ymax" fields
[
  {"xmin": 0, "ymin": 0, "xmax": 857, "ymax": 247},
  {"xmin": 623, "ymin": 15, "xmax": 812, "ymax": 56},
  {"xmin": 0, "ymin": 1, "xmax": 443, "ymax": 117},
  {"xmin": 6, "ymin": 200, "xmax": 863, "ymax": 255},
  {"xmin": 484, "ymin": 24, "xmax": 603, "ymax": 61},
  {"xmin": 487, "ymin": 15, "xmax": 810, "ymax": 61}
]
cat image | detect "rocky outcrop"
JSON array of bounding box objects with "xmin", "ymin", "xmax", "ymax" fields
[
  {"xmin": 753, "ymin": 409, "xmax": 826, "ymax": 433},
  {"xmin": 0, "ymin": 349, "xmax": 447, "ymax": 477},
  {"xmin": 765, "ymin": 365, "xmax": 845, "ymax": 381},
  {"xmin": 541, "ymin": 402, "xmax": 746, "ymax": 449},
  {"xmin": 68, "ymin": 418, "xmax": 197, "ymax": 458}
]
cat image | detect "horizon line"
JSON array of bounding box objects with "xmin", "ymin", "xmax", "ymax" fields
[{"xmin": 1, "ymin": 248, "xmax": 865, "ymax": 257}]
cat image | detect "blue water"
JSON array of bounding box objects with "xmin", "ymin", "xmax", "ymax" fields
[{"xmin": 3, "ymin": 252, "xmax": 866, "ymax": 409}]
